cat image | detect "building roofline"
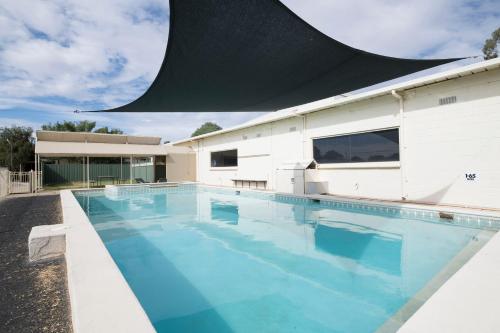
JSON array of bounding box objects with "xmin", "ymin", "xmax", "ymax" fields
[
  {"xmin": 36, "ymin": 130, "xmax": 162, "ymax": 145},
  {"xmin": 173, "ymin": 57, "xmax": 500, "ymax": 145}
]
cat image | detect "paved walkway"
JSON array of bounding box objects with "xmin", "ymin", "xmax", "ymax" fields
[{"xmin": 0, "ymin": 192, "xmax": 72, "ymax": 333}]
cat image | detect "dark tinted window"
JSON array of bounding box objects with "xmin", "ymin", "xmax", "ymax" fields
[
  {"xmin": 313, "ymin": 129, "xmax": 399, "ymax": 164},
  {"xmin": 211, "ymin": 149, "xmax": 238, "ymax": 167}
]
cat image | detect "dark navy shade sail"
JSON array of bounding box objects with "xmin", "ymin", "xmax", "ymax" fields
[{"xmin": 100, "ymin": 0, "xmax": 461, "ymax": 112}]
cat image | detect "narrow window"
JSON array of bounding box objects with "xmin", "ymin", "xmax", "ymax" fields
[
  {"xmin": 211, "ymin": 149, "xmax": 238, "ymax": 167},
  {"xmin": 313, "ymin": 129, "xmax": 399, "ymax": 164}
]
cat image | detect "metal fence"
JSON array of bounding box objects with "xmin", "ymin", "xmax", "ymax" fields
[{"xmin": 43, "ymin": 164, "xmax": 155, "ymax": 185}]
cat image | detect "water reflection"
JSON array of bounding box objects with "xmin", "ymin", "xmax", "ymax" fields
[
  {"xmin": 211, "ymin": 200, "xmax": 239, "ymax": 225},
  {"xmin": 314, "ymin": 222, "xmax": 402, "ymax": 276}
]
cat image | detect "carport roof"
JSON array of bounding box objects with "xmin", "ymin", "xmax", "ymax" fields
[
  {"xmin": 35, "ymin": 131, "xmax": 191, "ymax": 157},
  {"xmin": 36, "ymin": 131, "xmax": 161, "ymax": 145}
]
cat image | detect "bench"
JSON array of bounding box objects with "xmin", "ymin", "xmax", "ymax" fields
[{"xmin": 231, "ymin": 179, "xmax": 267, "ymax": 190}]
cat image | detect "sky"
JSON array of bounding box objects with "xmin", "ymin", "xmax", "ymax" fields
[{"xmin": 0, "ymin": 0, "xmax": 498, "ymax": 142}]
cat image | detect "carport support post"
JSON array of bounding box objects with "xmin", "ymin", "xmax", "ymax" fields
[
  {"xmin": 39, "ymin": 156, "xmax": 42, "ymax": 189},
  {"xmin": 35, "ymin": 154, "xmax": 39, "ymax": 192},
  {"xmin": 87, "ymin": 156, "xmax": 90, "ymax": 189},
  {"xmin": 153, "ymin": 156, "xmax": 156, "ymax": 182},
  {"xmin": 129, "ymin": 155, "xmax": 133, "ymax": 184},
  {"xmin": 34, "ymin": 153, "xmax": 37, "ymax": 193},
  {"xmin": 35, "ymin": 154, "xmax": 42, "ymax": 192},
  {"xmin": 82, "ymin": 157, "xmax": 85, "ymax": 185}
]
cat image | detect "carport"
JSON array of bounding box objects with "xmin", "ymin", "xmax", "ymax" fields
[{"xmin": 34, "ymin": 131, "xmax": 195, "ymax": 188}]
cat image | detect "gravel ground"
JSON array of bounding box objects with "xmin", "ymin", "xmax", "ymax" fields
[{"xmin": 0, "ymin": 192, "xmax": 72, "ymax": 333}]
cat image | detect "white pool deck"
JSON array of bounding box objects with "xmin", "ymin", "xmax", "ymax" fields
[
  {"xmin": 61, "ymin": 190, "xmax": 155, "ymax": 333},
  {"xmin": 60, "ymin": 185, "xmax": 500, "ymax": 333}
]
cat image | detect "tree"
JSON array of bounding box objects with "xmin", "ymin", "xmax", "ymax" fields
[
  {"xmin": 42, "ymin": 120, "xmax": 96, "ymax": 132},
  {"xmin": 41, "ymin": 121, "xmax": 124, "ymax": 134},
  {"xmin": 483, "ymin": 27, "xmax": 500, "ymax": 60},
  {"xmin": 191, "ymin": 122, "xmax": 222, "ymax": 137},
  {"xmin": 94, "ymin": 127, "xmax": 124, "ymax": 134},
  {"xmin": 0, "ymin": 126, "xmax": 35, "ymax": 171}
]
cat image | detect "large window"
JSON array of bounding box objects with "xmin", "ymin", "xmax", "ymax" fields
[
  {"xmin": 211, "ymin": 149, "xmax": 238, "ymax": 167},
  {"xmin": 313, "ymin": 129, "xmax": 399, "ymax": 164}
]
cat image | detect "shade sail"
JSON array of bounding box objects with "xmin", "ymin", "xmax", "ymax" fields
[{"xmin": 100, "ymin": 0, "xmax": 461, "ymax": 112}]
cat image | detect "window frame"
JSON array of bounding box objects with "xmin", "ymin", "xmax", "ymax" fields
[
  {"xmin": 210, "ymin": 149, "xmax": 238, "ymax": 168},
  {"xmin": 312, "ymin": 128, "xmax": 400, "ymax": 166}
]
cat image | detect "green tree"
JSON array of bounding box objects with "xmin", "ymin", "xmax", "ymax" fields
[
  {"xmin": 191, "ymin": 122, "xmax": 222, "ymax": 137},
  {"xmin": 41, "ymin": 121, "xmax": 124, "ymax": 134},
  {"xmin": 94, "ymin": 126, "xmax": 124, "ymax": 134},
  {"xmin": 483, "ymin": 27, "xmax": 500, "ymax": 60},
  {"xmin": 42, "ymin": 120, "xmax": 96, "ymax": 132},
  {"xmin": 0, "ymin": 126, "xmax": 35, "ymax": 171}
]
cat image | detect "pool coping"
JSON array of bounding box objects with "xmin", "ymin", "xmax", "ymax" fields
[
  {"xmin": 62, "ymin": 184, "xmax": 500, "ymax": 333},
  {"xmin": 60, "ymin": 189, "xmax": 155, "ymax": 333},
  {"xmin": 396, "ymin": 227, "xmax": 500, "ymax": 332}
]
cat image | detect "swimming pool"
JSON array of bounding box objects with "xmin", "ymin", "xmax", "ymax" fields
[{"xmin": 74, "ymin": 185, "xmax": 498, "ymax": 333}]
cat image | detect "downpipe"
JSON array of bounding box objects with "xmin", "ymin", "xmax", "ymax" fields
[{"xmin": 391, "ymin": 90, "xmax": 407, "ymax": 200}]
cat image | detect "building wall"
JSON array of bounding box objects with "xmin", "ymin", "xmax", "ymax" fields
[
  {"xmin": 166, "ymin": 152, "xmax": 197, "ymax": 182},
  {"xmin": 178, "ymin": 68, "xmax": 500, "ymax": 209},
  {"xmin": 402, "ymin": 69, "xmax": 500, "ymax": 208}
]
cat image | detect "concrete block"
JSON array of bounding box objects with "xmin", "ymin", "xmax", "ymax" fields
[{"xmin": 29, "ymin": 224, "xmax": 67, "ymax": 262}]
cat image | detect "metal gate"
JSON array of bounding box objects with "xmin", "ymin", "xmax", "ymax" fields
[{"xmin": 8, "ymin": 171, "xmax": 43, "ymax": 194}]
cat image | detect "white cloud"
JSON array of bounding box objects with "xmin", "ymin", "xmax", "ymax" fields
[
  {"xmin": 0, "ymin": 117, "xmax": 42, "ymax": 131},
  {"xmin": 281, "ymin": 0, "xmax": 499, "ymax": 58},
  {"xmin": 0, "ymin": 0, "xmax": 168, "ymax": 106}
]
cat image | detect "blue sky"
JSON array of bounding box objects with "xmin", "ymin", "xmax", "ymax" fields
[{"xmin": 0, "ymin": 0, "xmax": 499, "ymax": 141}]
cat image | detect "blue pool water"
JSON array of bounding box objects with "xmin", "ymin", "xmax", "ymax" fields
[{"xmin": 75, "ymin": 186, "xmax": 494, "ymax": 333}]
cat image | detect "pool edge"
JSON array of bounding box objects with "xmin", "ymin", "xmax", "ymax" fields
[
  {"xmin": 61, "ymin": 189, "xmax": 156, "ymax": 333},
  {"xmin": 397, "ymin": 227, "xmax": 500, "ymax": 333}
]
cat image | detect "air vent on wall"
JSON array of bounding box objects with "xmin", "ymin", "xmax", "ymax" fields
[
  {"xmin": 439, "ymin": 96, "xmax": 457, "ymax": 106},
  {"xmin": 289, "ymin": 126, "xmax": 297, "ymax": 132},
  {"xmin": 242, "ymin": 135, "xmax": 248, "ymax": 140},
  {"xmin": 256, "ymin": 133, "xmax": 261, "ymax": 138}
]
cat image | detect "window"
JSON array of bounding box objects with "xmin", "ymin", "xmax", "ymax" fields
[
  {"xmin": 313, "ymin": 129, "xmax": 399, "ymax": 164},
  {"xmin": 211, "ymin": 149, "xmax": 238, "ymax": 167}
]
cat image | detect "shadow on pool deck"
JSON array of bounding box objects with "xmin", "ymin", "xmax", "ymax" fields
[{"xmin": 0, "ymin": 192, "xmax": 72, "ymax": 333}]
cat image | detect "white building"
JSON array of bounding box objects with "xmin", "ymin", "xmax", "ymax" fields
[{"xmin": 173, "ymin": 58, "xmax": 500, "ymax": 210}]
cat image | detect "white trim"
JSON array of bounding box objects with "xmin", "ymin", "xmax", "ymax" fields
[
  {"xmin": 317, "ymin": 161, "xmax": 400, "ymax": 170},
  {"xmin": 239, "ymin": 154, "xmax": 271, "ymax": 158},
  {"xmin": 311, "ymin": 126, "xmax": 399, "ymax": 140},
  {"xmin": 210, "ymin": 167, "xmax": 238, "ymax": 171},
  {"xmin": 61, "ymin": 190, "xmax": 155, "ymax": 333}
]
